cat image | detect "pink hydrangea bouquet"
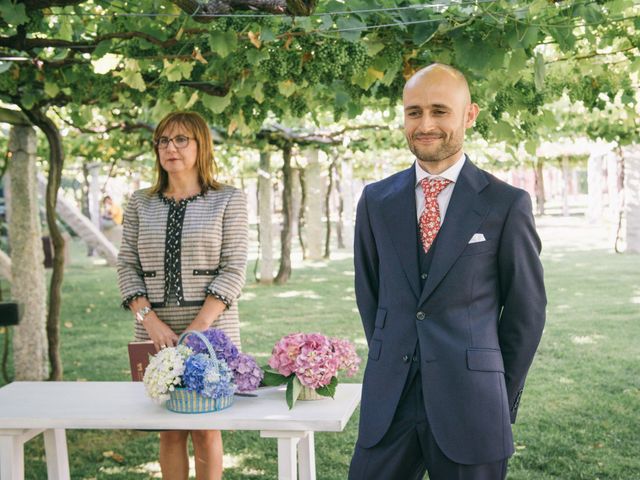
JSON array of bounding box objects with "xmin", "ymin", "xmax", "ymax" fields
[{"xmin": 263, "ymin": 333, "xmax": 361, "ymax": 409}]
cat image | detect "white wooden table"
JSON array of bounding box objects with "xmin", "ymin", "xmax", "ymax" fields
[{"xmin": 0, "ymin": 381, "xmax": 361, "ymax": 480}]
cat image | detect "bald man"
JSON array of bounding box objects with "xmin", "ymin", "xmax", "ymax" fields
[{"xmin": 350, "ymin": 64, "xmax": 546, "ymax": 479}]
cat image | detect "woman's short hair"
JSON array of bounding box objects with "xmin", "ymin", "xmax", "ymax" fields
[{"xmin": 149, "ymin": 111, "xmax": 220, "ymax": 194}]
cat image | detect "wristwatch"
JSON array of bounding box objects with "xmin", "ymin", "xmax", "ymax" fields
[{"xmin": 135, "ymin": 306, "xmax": 152, "ymax": 324}]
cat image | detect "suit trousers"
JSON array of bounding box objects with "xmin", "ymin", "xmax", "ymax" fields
[{"xmin": 348, "ymin": 367, "xmax": 508, "ymax": 480}]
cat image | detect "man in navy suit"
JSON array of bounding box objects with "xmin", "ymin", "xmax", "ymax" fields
[{"xmin": 349, "ymin": 64, "xmax": 546, "ymax": 479}]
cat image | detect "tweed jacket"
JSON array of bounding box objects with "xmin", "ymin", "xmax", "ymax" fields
[{"xmin": 117, "ymin": 185, "xmax": 248, "ymax": 316}]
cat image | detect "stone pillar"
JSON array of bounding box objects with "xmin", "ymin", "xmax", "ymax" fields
[
  {"xmin": 304, "ymin": 149, "xmax": 324, "ymax": 260},
  {"xmin": 586, "ymin": 154, "xmax": 605, "ymax": 222},
  {"xmin": 606, "ymin": 152, "xmax": 620, "ymax": 222},
  {"xmin": 87, "ymin": 163, "xmax": 101, "ymax": 230},
  {"xmin": 291, "ymin": 167, "xmax": 301, "ymax": 246},
  {"xmin": 561, "ymin": 156, "xmax": 570, "ymax": 217},
  {"xmin": 7, "ymin": 125, "xmax": 49, "ymax": 380},
  {"xmin": 258, "ymin": 151, "xmax": 273, "ymax": 283},
  {"xmin": 623, "ymin": 146, "xmax": 640, "ymax": 253},
  {"xmin": 341, "ymin": 159, "xmax": 354, "ymax": 249}
]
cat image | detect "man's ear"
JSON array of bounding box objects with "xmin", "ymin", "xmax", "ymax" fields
[{"xmin": 465, "ymin": 103, "xmax": 480, "ymax": 128}]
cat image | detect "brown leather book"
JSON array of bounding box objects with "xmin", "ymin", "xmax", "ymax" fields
[{"xmin": 128, "ymin": 341, "xmax": 156, "ymax": 382}]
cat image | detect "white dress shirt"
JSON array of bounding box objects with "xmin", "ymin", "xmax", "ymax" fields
[{"xmin": 415, "ymin": 152, "xmax": 466, "ymax": 224}]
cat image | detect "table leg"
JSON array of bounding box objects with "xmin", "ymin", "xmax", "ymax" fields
[
  {"xmin": 43, "ymin": 429, "xmax": 70, "ymax": 480},
  {"xmin": 0, "ymin": 433, "xmax": 23, "ymax": 480},
  {"xmin": 262, "ymin": 430, "xmax": 316, "ymax": 480},
  {"xmin": 276, "ymin": 437, "xmax": 299, "ymax": 480},
  {"xmin": 298, "ymin": 432, "xmax": 315, "ymax": 480}
]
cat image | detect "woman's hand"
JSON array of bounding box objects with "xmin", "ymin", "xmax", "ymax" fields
[{"xmin": 143, "ymin": 312, "xmax": 179, "ymax": 352}]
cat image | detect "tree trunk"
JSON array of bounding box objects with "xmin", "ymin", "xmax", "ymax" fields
[
  {"xmin": 274, "ymin": 144, "xmax": 293, "ymax": 285},
  {"xmin": 304, "ymin": 149, "xmax": 323, "ymax": 260},
  {"xmin": 623, "ymin": 145, "xmax": 640, "ymax": 253},
  {"xmin": 534, "ymin": 160, "xmax": 545, "ymax": 216},
  {"xmin": 334, "ymin": 160, "xmax": 345, "ymax": 249},
  {"xmin": 0, "ymin": 249, "xmax": 11, "ymax": 282},
  {"xmin": 258, "ymin": 151, "xmax": 274, "ymax": 284},
  {"xmin": 297, "ymin": 168, "xmax": 307, "ymax": 259},
  {"xmin": 324, "ymin": 160, "xmax": 335, "ymax": 259},
  {"xmin": 23, "ymin": 108, "xmax": 65, "ymax": 381},
  {"xmin": 7, "ymin": 125, "xmax": 49, "ymax": 380}
]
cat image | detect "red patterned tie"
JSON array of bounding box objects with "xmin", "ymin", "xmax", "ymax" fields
[{"xmin": 419, "ymin": 177, "xmax": 452, "ymax": 253}]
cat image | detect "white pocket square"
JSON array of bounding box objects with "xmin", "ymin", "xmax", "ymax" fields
[{"xmin": 468, "ymin": 233, "xmax": 486, "ymax": 244}]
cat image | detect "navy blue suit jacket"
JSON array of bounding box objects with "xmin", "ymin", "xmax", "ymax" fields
[{"xmin": 354, "ymin": 159, "xmax": 546, "ymax": 464}]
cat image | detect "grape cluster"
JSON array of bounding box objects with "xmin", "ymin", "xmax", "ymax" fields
[
  {"xmin": 520, "ymin": 120, "xmax": 533, "ymax": 136},
  {"xmin": 240, "ymin": 98, "xmax": 267, "ymax": 125},
  {"xmin": 343, "ymin": 42, "xmax": 370, "ymax": 76},
  {"xmin": 229, "ymin": 49, "xmax": 249, "ymax": 73},
  {"xmin": 567, "ymin": 75, "xmax": 610, "ymax": 110},
  {"xmin": 156, "ymin": 81, "xmax": 177, "ymax": 100},
  {"xmin": 0, "ymin": 69, "xmax": 18, "ymax": 97},
  {"xmin": 332, "ymin": 104, "xmax": 347, "ymax": 122},
  {"xmin": 259, "ymin": 48, "xmax": 300, "ymax": 79},
  {"xmin": 375, "ymin": 74, "xmax": 404, "ymax": 104},
  {"xmin": 377, "ymin": 44, "xmax": 403, "ymax": 73},
  {"xmin": 25, "ymin": 10, "xmax": 45, "ymax": 31},
  {"xmin": 254, "ymin": 38, "xmax": 374, "ymax": 89},
  {"xmin": 490, "ymin": 90, "xmax": 513, "ymax": 120},
  {"xmin": 298, "ymin": 40, "xmax": 370, "ymax": 86},
  {"xmin": 473, "ymin": 117, "xmax": 490, "ymax": 139},
  {"xmin": 83, "ymin": 76, "xmax": 117, "ymax": 102},
  {"xmin": 490, "ymin": 81, "xmax": 545, "ymax": 120},
  {"xmin": 215, "ymin": 17, "xmax": 254, "ymax": 33},
  {"xmin": 288, "ymin": 94, "xmax": 308, "ymax": 117},
  {"xmin": 311, "ymin": 41, "xmax": 348, "ymax": 79},
  {"xmin": 513, "ymin": 80, "xmax": 545, "ymax": 114},
  {"xmin": 120, "ymin": 43, "xmax": 142, "ymax": 59}
]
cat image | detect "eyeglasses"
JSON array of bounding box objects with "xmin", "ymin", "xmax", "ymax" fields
[{"xmin": 155, "ymin": 135, "xmax": 195, "ymax": 150}]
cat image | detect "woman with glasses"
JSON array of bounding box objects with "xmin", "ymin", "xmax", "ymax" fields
[{"xmin": 117, "ymin": 111, "xmax": 248, "ymax": 480}]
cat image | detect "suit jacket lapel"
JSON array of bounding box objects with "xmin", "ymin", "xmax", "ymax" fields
[
  {"xmin": 418, "ymin": 159, "xmax": 490, "ymax": 307},
  {"xmin": 380, "ymin": 166, "xmax": 421, "ymax": 300}
]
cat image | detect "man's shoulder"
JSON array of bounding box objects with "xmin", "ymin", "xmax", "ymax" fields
[
  {"xmin": 471, "ymin": 164, "xmax": 532, "ymax": 211},
  {"xmin": 471, "ymin": 163, "xmax": 526, "ymax": 196},
  {"xmin": 363, "ymin": 167, "xmax": 413, "ymax": 196}
]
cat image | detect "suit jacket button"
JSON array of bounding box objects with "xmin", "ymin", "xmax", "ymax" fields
[
  {"xmin": 420, "ymin": 273, "xmax": 428, "ymax": 280},
  {"xmin": 402, "ymin": 354, "xmax": 410, "ymax": 363},
  {"xmin": 416, "ymin": 311, "xmax": 426, "ymax": 321}
]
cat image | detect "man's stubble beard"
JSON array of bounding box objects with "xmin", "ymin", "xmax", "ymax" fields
[{"xmin": 407, "ymin": 134, "xmax": 462, "ymax": 164}]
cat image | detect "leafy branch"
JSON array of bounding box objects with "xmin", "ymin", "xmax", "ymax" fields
[{"xmin": 547, "ymin": 45, "xmax": 639, "ymax": 63}]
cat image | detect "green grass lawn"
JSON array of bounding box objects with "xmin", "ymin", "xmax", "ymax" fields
[{"xmin": 1, "ymin": 221, "xmax": 639, "ymax": 479}]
